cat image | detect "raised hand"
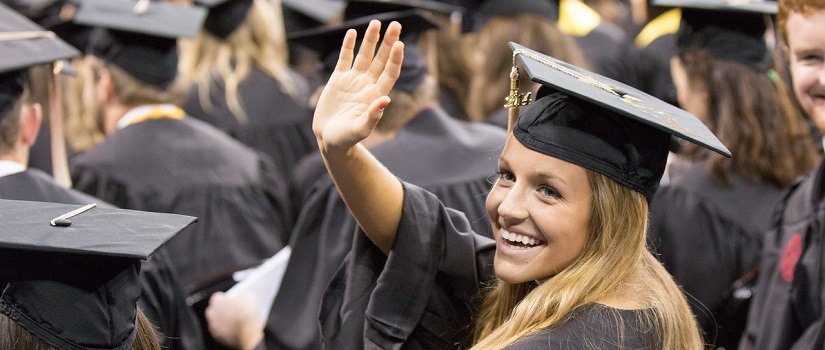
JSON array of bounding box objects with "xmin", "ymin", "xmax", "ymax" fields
[{"xmin": 312, "ymin": 20, "xmax": 404, "ymax": 153}]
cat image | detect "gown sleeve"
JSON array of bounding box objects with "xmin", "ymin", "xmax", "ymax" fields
[{"xmin": 320, "ymin": 181, "xmax": 496, "ymax": 350}]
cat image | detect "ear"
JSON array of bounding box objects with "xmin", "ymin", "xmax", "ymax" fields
[
  {"xmin": 19, "ymin": 102, "xmax": 43, "ymax": 147},
  {"xmin": 96, "ymin": 67, "xmax": 114, "ymax": 103}
]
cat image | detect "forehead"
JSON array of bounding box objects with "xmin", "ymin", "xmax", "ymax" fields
[
  {"xmin": 500, "ymin": 135, "xmax": 589, "ymax": 178},
  {"xmin": 785, "ymin": 10, "xmax": 825, "ymax": 46}
]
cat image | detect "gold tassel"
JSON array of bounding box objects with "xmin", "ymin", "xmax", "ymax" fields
[{"xmin": 503, "ymin": 57, "xmax": 531, "ymax": 133}]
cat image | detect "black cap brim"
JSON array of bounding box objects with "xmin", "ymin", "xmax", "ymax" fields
[{"xmin": 511, "ymin": 41, "xmax": 731, "ymax": 157}]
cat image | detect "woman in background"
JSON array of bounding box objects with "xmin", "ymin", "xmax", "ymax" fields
[
  {"xmin": 648, "ymin": 3, "xmax": 818, "ymax": 348},
  {"xmin": 179, "ymin": 0, "xmax": 315, "ymax": 174}
]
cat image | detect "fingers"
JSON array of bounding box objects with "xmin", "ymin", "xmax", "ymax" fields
[
  {"xmin": 368, "ymin": 21, "xmax": 402, "ymax": 78},
  {"xmin": 351, "ymin": 20, "xmax": 382, "ymax": 72},
  {"xmin": 362, "ymin": 96, "xmax": 391, "ymax": 130},
  {"xmin": 375, "ymin": 41, "xmax": 405, "ymax": 94},
  {"xmin": 334, "ymin": 29, "xmax": 357, "ymax": 73}
]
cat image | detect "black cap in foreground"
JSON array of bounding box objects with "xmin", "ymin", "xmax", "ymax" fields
[
  {"xmin": 655, "ymin": 0, "xmax": 775, "ymax": 70},
  {"xmin": 0, "ymin": 199, "xmax": 196, "ymax": 349},
  {"xmin": 288, "ymin": 10, "xmax": 439, "ymax": 93},
  {"xmin": 509, "ymin": 42, "xmax": 730, "ymax": 201},
  {"xmin": 0, "ymin": 2, "xmax": 79, "ymax": 120},
  {"xmin": 74, "ymin": 0, "xmax": 206, "ymax": 89}
]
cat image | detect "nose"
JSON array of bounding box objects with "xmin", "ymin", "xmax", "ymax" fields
[{"xmin": 496, "ymin": 185, "xmax": 529, "ymax": 225}]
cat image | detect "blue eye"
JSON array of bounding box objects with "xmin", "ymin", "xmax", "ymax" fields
[
  {"xmin": 496, "ymin": 169, "xmax": 515, "ymax": 184},
  {"xmin": 538, "ymin": 185, "xmax": 561, "ymax": 199}
]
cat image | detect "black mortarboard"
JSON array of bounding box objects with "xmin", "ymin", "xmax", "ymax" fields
[
  {"xmin": 281, "ymin": 0, "xmax": 345, "ymax": 33},
  {"xmin": 0, "ymin": 199, "xmax": 196, "ymax": 349},
  {"xmin": 4, "ymin": 0, "xmax": 94, "ymax": 51},
  {"xmin": 655, "ymin": 0, "xmax": 775, "ymax": 70},
  {"xmin": 477, "ymin": 0, "xmax": 558, "ymax": 27},
  {"xmin": 288, "ymin": 9, "xmax": 439, "ymax": 93},
  {"xmin": 0, "ymin": 2, "xmax": 79, "ymax": 120},
  {"xmin": 509, "ymin": 42, "xmax": 730, "ymax": 201},
  {"xmin": 74, "ymin": 0, "xmax": 207, "ymax": 89},
  {"xmin": 343, "ymin": 0, "xmax": 460, "ymax": 19},
  {"xmin": 196, "ymin": 0, "xmax": 253, "ymax": 40}
]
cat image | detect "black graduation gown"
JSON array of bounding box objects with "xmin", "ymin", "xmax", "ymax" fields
[
  {"xmin": 0, "ymin": 168, "xmax": 97, "ymax": 204},
  {"xmin": 320, "ymin": 182, "xmax": 496, "ymax": 349},
  {"xmin": 648, "ymin": 160, "xmax": 786, "ymax": 348},
  {"xmin": 182, "ymin": 67, "xmax": 316, "ymax": 177},
  {"xmin": 0, "ymin": 168, "xmax": 203, "ymax": 350},
  {"xmin": 739, "ymin": 159, "xmax": 825, "ymax": 350},
  {"xmin": 636, "ymin": 32, "xmax": 678, "ymax": 107},
  {"xmin": 261, "ymin": 107, "xmax": 505, "ymax": 349},
  {"xmin": 438, "ymin": 84, "xmax": 469, "ymax": 122},
  {"xmin": 70, "ymin": 116, "xmax": 291, "ymax": 293},
  {"xmin": 505, "ymin": 304, "xmax": 660, "ymax": 349}
]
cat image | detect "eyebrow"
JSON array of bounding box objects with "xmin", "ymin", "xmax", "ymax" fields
[
  {"xmin": 498, "ymin": 155, "xmax": 568, "ymax": 186},
  {"xmin": 793, "ymin": 47, "xmax": 823, "ymax": 56}
]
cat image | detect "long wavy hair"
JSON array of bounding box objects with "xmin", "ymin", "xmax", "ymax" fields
[
  {"xmin": 0, "ymin": 307, "xmax": 160, "ymax": 350},
  {"xmin": 472, "ymin": 170, "xmax": 703, "ymax": 349},
  {"xmin": 466, "ymin": 13, "xmax": 588, "ymax": 123},
  {"xmin": 676, "ymin": 50, "xmax": 817, "ymax": 187},
  {"xmin": 178, "ymin": 0, "xmax": 297, "ymax": 124}
]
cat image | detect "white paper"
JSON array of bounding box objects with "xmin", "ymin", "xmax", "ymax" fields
[{"xmin": 225, "ymin": 246, "xmax": 292, "ymax": 322}]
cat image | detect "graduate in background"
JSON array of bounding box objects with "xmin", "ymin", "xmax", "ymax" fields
[
  {"xmin": 740, "ymin": 0, "xmax": 825, "ymax": 348},
  {"xmin": 646, "ymin": 1, "xmax": 819, "ymax": 348},
  {"xmin": 69, "ymin": 0, "xmax": 291, "ymax": 304},
  {"xmin": 179, "ymin": 0, "xmax": 316, "ymax": 177},
  {"xmin": 205, "ymin": 6, "xmax": 507, "ymax": 349},
  {"xmin": 0, "ymin": 199, "xmax": 196, "ymax": 350},
  {"xmin": 0, "ymin": 6, "xmax": 205, "ymax": 348},
  {"xmin": 466, "ymin": 0, "xmax": 589, "ymax": 127},
  {"xmin": 313, "ymin": 20, "xmax": 729, "ymax": 349},
  {"xmin": 633, "ymin": 1, "xmax": 679, "ymax": 106},
  {"xmin": 555, "ymin": 0, "xmax": 642, "ymax": 88}
]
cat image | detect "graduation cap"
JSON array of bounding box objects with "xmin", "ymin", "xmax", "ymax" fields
[
  {"xmin": 0, "ymin": 199, "xmax": 196, "ymax": 349},
  {"xmin": 74, "ymin": 0, "xmax": 207, "ymax": 89},
  {"xmin": 477, "ymin": 0, "xmax": 559, "ymax": 27},
  {"xmin": 509, "ymin": 42, "xmax": 730, "ymax": 201},
  {"xmin": 288, "ymin": 9, "xmax": 440, "ymax": 92},
  {"xmin": 0, "ymin": 2, "xmax": 79, "ymax": 120},
  {"xmin": 281, "ymin": 0, "xmax": 345, "ymax": 33},
  {"xmin": 4, "ymin": 0, "xmax": 94, "ymax": 51},
  {"xmin": 196, "ymin": 0, "xmax": 253, "ymax": 39},
  {"xmin": 654, "ymin": 0, "xmax": 775, "ymax": 70},
  {"xmin": 343, "ymin": 0, "xmax": 461, "ymax": 19}
]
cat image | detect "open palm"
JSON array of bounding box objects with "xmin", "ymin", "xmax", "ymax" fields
[{"xmin": 313, "ymin": 20, "xmax": 404, "ymax": 152}]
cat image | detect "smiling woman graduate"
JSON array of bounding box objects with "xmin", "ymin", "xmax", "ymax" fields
[{"xmin": 314, "ymin": 20, "xmax": 729, "ymax": 349}]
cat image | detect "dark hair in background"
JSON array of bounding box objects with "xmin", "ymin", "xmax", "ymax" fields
[
  {"xmin": 432, "ymin": 13, "xmax": 474, "ymax": 121},
  {"xmin": 677, "ymin": 49, "xmax": 818, "ymax": 187},
  {"xmin": 466, "ymin": 13, "xmax": 588, "ymax": 123},
  {"xmin": 0, "ymin": 75, "xmax": 32, "ymax": 154},
  {"xmin": 0, "ymin": 308, "xmax": 161, "ymax": 350}
]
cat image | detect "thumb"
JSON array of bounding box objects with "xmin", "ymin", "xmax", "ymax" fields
[{"xmin": 362, "ymin": 96, "xmax": 391, "ymax": 127}]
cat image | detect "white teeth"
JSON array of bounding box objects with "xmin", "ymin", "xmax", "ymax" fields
[{"xmin": 500, "ymin": 229, "xmax": 542, "ymax": 247}]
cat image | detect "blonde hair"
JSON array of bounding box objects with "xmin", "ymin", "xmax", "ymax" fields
[
  {"xmin": 473, "ymin": 170, "xmax": 703, "ymax": 349},
  {"xmin": 178, "ymin": 0, "xmax": 296, "ymax": 124},
  {"xmin": 64, "ymin": 56, "xmax": 105, "ymax": 152}
]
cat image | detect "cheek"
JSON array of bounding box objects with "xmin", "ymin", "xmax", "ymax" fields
[{"xmin": 485, "ymin": 187, "xmax": 503, "ymax": 223}]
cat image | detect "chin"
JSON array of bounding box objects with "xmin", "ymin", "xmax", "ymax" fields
[{"xmin": 493, "ymin": 255, "xmax": 551, "ymax": 284}]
